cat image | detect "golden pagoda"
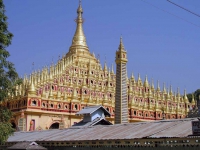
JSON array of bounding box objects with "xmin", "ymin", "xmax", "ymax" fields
[{"xmin": 3, "ymin": 2, "xmax": 194, "ymax": 131}]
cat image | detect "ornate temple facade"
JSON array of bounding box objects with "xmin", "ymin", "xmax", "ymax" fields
[{"xmin": 1, "ymin": 2, "xmax": 196, "ymax": 131}]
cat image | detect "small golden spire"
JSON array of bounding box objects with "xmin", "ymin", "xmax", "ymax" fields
[
  {"xmin": 163, "ymin": 83, "xmax": 166, "ymax": 94},
  {"xmin": 176, "ymin": 87, "xmax": 180, "ymax": 97},
  {"xmin": 191, "ymin": 93, "xmax": 195, "ymax": 104},
  {"xmin": 151, "ymin": 79, "xmax": 154, "ymax": 90},
  {"xmin": 49, "ymin": 84, "xmax": 54, "ymax": 99},
  {"xmin": 148, "ymin": 87, "xmax": 152, "ymax": 97},
  {"xmin": 170, "ymin": 85, "xmax": 173, "ymax": 95},
  {"xmin": 183, "ymin": 89, "xmax": 188, "ymax": 102},
  {"xmin": 70, "ymin": 0, "xmax": 88, "ymax": 49},
  {"xmin": 162, "ymin": 92, "xmax": 165, "ymax": 100},
  {"xmin": 174, "ymin": 92, "xmax": 177, "ymax": 101},
  {"xmin": 118, "ymin": 36, "xmax": 125, "ymax": 51},
  {"xmin": 131, "ymin": 72, "xmax": 134, "ymax": 80},
  {"xmin": 157, "ymin": 80, "xmax": 160, "ymax": 92},
  {"xmin": 42, "ymin": 87, "xmax": 46, "ymax": 98},
  {"xmin": 108, "ymin": 68, "xmax": 111, "ymax": 78},
  {"xmin": 103, "ymin": 61, "xmax": 107, "ymax": 72},
  {"xmin": 129, "ymin": 79, "xmax": 133, "ymax": 92},
  {"xmin": 143, "ymin": 75, "xmax": 149, "ymax": 87},
  {"xmin": 82, "ymin": 76, "xmax": 87, "ymax": 88},
  {"xmin": 167, "ymin": 88, "xmax": 170, "ymax": 100},
  {"xmin": 137, "ymin": 73, "xmax": 142, "ymax": 85},
  {"xmin": 28, "ymin": 74, "xmax": 36, "ymax": 95},
  {"xmin": 157, "ymin": 90, "xmax": 161, "ymax": 99}
]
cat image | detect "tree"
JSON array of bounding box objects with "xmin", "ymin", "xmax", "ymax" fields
[
  {"xmin": 187, "ymin": 93, "xmax": 192, "ymax": 103},
  {"xmin": 194, "ymin": 89, "xmax": 200, "ymax": 101},
  {"xmin": 0, "ymin": 0, "xmax": 21, "ymax": 144},
  {"xmin": 187, "ymin": 89, "xmax": 200, "ymax": 104}
]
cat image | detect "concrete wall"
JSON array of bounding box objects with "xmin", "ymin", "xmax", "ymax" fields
[{"xmin": 13, "ymin": 110, "xmax": 84, "ymax": 131}]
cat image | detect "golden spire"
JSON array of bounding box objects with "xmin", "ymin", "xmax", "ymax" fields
[
  {"xmin": 49, "ymin": 84, "xmax": 54, "ymax": 99},
  {"xmin": 57, "ymin": 89, "xmax": 61, "ymax": 99},
  {"xmin": 103, "ymin": 61, "xmax": 107, "ymax": 72},
  {"xmin": 82, "ymin": 75, "xmax": 87, "ymax": 88},
  {"xmin": 148, "ymin": 87, "xmax": 152, "ymax": 98},
  {"xmin": 137, "ymin": 73, "xmax": 142, "ymax": 86},
  {"xmin": 176, "ymin": 87, "xmax": 180, "ymax": 97},
  {"xmin": 157, "ymin": 80, "xmax": 160, "ymax": 92},
  {"xmin": 170, "ymin": 85, "xmax": 173, "ymax": 95},
  {"xmin": 166, "ymin": 88, "xmax": 170, "ymax": 100},
  {"xmin": 118, "ymin": 36, "xmax": 125, "ymax": 51},
  {"xmin": 163, "ymin": 83, "xmax": 166, "ymax": 94},
  {"xmin": 28, "ymin": 74, "xmax": 36, "ymax": 95},
  {"xmin": 70, "ymin": 0, "xmax": 88, "ymax": 49},
  {"xmin": 183, "ymin": 89, "xmax": 188, "ymax": 102},
  {"xmin": 174, "ymin": 92, "xmax": 177, "ymax": 102},
  {"xmin": 143, "ymin": 75, "xmax": 149, "ymax": 87},
  {"xmin": 129, "ymin": 79, "xmax": 133, "ymax": 93},
  {"xmin": 191, "ymin": 93, "xmax": 195, "ymax": 105},
  {"xmin": 42, "ymin": 87, "xmax": 46, "ymax": 98},
  {"xmin": 131, "ymin": 72, "xmax": 134, "ymax": 80},
  {"xmin": 151, "ymin": 79, "xmax": 154, "ymax": 90}
]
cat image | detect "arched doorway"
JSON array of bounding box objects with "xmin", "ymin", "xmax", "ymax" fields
[
  {"xmin": 49, "ymin": 122, "xmax": 59, "ymax": 129},
  {"xmin": 11, "ymin": 122, "xmax": 17, "ymax": 130}
]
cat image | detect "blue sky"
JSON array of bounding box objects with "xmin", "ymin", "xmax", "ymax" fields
[{"xmin": 4, "ymin": 0, "xmax": 200, "ymax": 94}]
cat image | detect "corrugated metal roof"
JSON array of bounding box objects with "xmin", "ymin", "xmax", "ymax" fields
[
  {"xmin": 7, "ymin": 118, "xmax": 198, "ymax": 142},
  {"xmin": 7, "ymin": 142, "xmax": 47, "ymax": 149},
  {"xmin": 76, "ymin": 105, "xmax": 110, "ymax": 116}
]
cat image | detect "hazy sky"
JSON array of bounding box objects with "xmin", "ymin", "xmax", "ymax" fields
[{"xmin": 4, "ymin": 0, "xmax": 200, "ymax": 94}]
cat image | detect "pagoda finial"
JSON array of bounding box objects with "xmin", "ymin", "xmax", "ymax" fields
[
  {"xmin": 184, "ymin": 89, "xmax": 188, "ymax": 102},
  {"xmin": 170, "ymin": 85, "xmax": 173, "ymax": 95},
  {"xmin": 192, "ymin": 93, "xmax": 195, "ymax": 104},
  {"xmin": 118, "ymin": 36, "xmax": 125, "ymax": 51},
  {"xmin": 131, "ymin": 72, "xmax": 134, "ymax": 78},
  {"xmin": 176, "ymin": 87, "xmax": 180, "ymax": 97},
  {"xmin": 157, "ymin": 80, "xmax": 160, "ymax": 91},
  {"xmin": 28, "ymin": 74, "xmax": 36, "ymax": 95},
  {"xmin": 131, "ymin": 72, "xmax": 135, "ymax": 82},
  {"xmin": 151, "ymin": 79, "xmax": 154, "ymax": 90},
  {"xmin": 167, "ymin": 88, "xmax": 170, "ymax": 100},
  {"xmin": 163, "ymin": 82, "xmax": 166, "ymax": 94},
  {"xmin": 143, "ymin": 75, "xmax": 149, "ymax": 87},
  {"xmin": 70, "ymin": 0, "xmax": 88, "ymax": 49},
  {"xmin": 103, "ymin": 61, "xmax": 107, "ymax": 71}
]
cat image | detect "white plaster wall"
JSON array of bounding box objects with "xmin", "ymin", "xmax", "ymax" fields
[{"xmin": 91, "ymin": 109, "xmax": 104, "ymax": 121}]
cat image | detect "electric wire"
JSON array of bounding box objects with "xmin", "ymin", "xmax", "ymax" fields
[
  {"xmin": 140, "ymin": 0, "xmax": 200, "ymax": 28},
  {"xmin": 167, "ymin": 0, "xmax": 200, "ymax": 18}
]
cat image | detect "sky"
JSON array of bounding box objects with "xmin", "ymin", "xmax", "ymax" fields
[{"xmin": 4, "ymin": 0, "xmax": 200, "ymax": 94}]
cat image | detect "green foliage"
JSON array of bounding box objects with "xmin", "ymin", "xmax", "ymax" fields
[
  {"xmin": 0, "ymin": 0, "xmax": 21, "ymax": 144},
  {"xmin": 187, "ymin": 93, "xmax": 192, "ymax": 103},
  {"xmin": 194, "ymin": 89, "xmax": 200, "ymax": 101},
  {"xmin": 187, "ymin": 89, "xmax": 200, "ymax": 104},
  {"xmin": 0, "ymin": 106, "xmax": 14, "ymax": 144},
  {"xmin": 0, "ymin": 0, "xmax": 21, "ymax": 101}
]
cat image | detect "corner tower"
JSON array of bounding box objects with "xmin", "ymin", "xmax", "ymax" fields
[{"xmin": 115, "ymin": 37, "xmax": 128, "ymax": 124}]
